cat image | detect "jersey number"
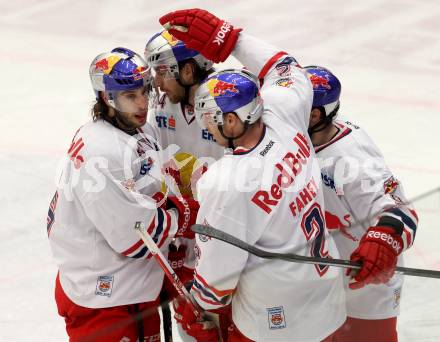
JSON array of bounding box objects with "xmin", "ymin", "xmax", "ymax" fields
[{"xmin": 301, "ymin": 203, "xmax": 330, "ymax": 276}]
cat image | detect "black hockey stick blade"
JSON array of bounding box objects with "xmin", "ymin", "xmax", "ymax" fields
[{"xmin": 191, "ymin": 224, "xmax": 440, "ymax": 279}]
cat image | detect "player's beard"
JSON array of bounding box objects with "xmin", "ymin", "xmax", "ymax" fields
[{"xmin": 113, "ymin": 109, "xmax": 145, "ymax": 134}]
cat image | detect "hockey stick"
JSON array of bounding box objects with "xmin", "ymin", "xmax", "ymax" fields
[
  {"xmin": 160, "ymin": 292, "xmax": 173, "ymax": 342},
  {"xmin": 191, "ymin": 224, "xmax": 440, "ymax": 279},
  {"xmin": 134, "ymin": 222, "xmax": 203, "ymax": 320}
]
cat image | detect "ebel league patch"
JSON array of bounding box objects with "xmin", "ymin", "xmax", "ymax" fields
[
  {"xmin": 267, "ymin": 306, "xmax": 286, "ymax": 330},
  {"xmin": 95, "ymin": 276, "xmax": 114, "ymax": 297}
]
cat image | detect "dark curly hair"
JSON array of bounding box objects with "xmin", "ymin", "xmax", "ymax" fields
[{"xmin": 91, "ymin": 96, "xmax": 111, "ymax": 122}]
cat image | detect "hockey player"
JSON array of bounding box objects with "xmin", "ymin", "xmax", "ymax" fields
[
  {"xmin": 144, "ymin": 29, "xmax": 225, "ymax": 285},
  {"xmin": 305, "ymin": 65, "xmax": 418, "ymax": 342},
  {"xmin": 47, "ymin": 47, "xmax": 199, "ymax": 341},
  {"xmin": 144, "ymin": 30, "xmax": 228, "ymax": 341},
  {"xmin": 159, "ymin": 9, "xmax": 346, "ymax": 342},
  {"xmin": 144, "ymin": 30, "xmax": 224, "ymax": 163}
]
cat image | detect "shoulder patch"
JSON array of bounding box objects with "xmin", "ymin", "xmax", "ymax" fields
[{"xmin": 276, "ymin": 78, "xmax": 294, "ymax": 88}]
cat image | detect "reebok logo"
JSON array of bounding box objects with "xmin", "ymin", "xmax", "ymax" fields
[
  {"xmin": 182, "ymin": 200, "xmax": 191, "ymax": 229},
  {"xmin": 368, "ymin": 231, "xmax": 402, "ymax": 254},
  {"xmin": 259, "ymin": 140, "xmax": 275, "ymax": 157},
  {"xmin": 213, "ymin": 22, "xmax": 231, "ymax": 45}
]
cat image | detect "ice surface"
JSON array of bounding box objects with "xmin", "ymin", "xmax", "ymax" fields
[{"xmin": 1, "ymin": 0, "xmax": 439, "ymax": 340}]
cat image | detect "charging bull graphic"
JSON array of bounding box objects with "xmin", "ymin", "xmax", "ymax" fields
[{"xmin": 325, "ymin": 211, "xmax": 358, "ymax": 241}]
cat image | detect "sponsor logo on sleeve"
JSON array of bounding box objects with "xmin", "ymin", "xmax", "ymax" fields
[
  {"xmin": 384, "ymin": 176, "xmax": 399, "ymax": 194},
  {"xmin": 140, "ymin": 157, "xmax": 154, "ymax": 175},
  {"xmin": 276, "ymin": 78, "xmax": 294, "ymax": 88}
]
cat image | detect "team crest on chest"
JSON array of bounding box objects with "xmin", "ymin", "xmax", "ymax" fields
[
  {"xmin": 267, "ymin": 306, "xmax": 286, "ymax": 330},
  {"xmin": 95, "ymin": 275, "xmax": 114, "ymax": 297}
]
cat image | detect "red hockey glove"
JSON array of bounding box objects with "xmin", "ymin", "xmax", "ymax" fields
[
  {"xmin": 162, "ymin": 244, "xmax": 195, "ymax": 300},
  {"xmin": 173, "ymin": 296, "xmax": 219, "ymax": 342},
  {"xmin": 348, "ymin": 226, "xmax": 403, "ymax": 290},
  {"xmin": 159, "ymin": 8, "xmax": 242, "ymax": 63},
  {"xmin": 167, "ymin": 196, "xmax": 199, "ymax": 239}
]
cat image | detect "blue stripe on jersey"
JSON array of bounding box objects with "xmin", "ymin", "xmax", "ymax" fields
[
  {"xmin": 152, "ymin": 208, "xmax": 164, "ymax": 243},
  {"xmin": 387, "ymin": 208, "xmax": 417, "ymax": 235},
  {"xmin": 193, "ymin": 278, "xmax": 229, "ymax": 305},
  {"xmin": 133, "ymin": 246, "xmax": 149, "ymax": 258}
]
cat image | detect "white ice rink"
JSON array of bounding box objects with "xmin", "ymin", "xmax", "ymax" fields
[{"xmin": 1, "ymin": 0, "xmax": 439, "ymax": 340}]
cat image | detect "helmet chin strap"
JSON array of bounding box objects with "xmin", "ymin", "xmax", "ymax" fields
[
  {"xmin": 308, "ymin": 103, "xmax": 340, "ymax": 136},
  {"xmin": 218, "ymin": 122, "xmax": 249, "ymax": 149}
]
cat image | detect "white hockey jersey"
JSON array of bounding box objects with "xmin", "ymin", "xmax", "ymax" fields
[
  {"xmin": 192, "ymin": 34, "xmax": 346, "ymax": 341},
  {"xmin": 146, "ymin": 93, "xmax": 225, "ymax": 165},
  {"xmin": 48, "ymin": 119, "xmax": 179, "ymax": 308},
  {"xmin": 146, "ymin": 87, "xmax": 226, "ymax": 277},
  {"xmin": 316, "ymin": 118, "xmax": 418, "ymax": 319}
]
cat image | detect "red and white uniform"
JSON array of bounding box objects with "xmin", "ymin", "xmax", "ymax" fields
[
  {"xmin": 146, "ymin": 85, "xmax": 225, "ymax": 272},
  {"xmin": 147, "ymin": 94, "xmax": 225, "ymax": 163},
  {"xmin": 192, "ymin": 34, "xmax": 346, "ymax": 341},
  {"xmin": 316, "ymin": 118, "xmax": 418, "ymax": 319},
  {"xmin": 48, "ymin": 119, "xmax": 178, "ymax": 308}
]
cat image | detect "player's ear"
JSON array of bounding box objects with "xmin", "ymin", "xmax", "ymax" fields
[
  {"xmin": 101, "ymin": 92, "xmax": 110, "ymax": 106},
  {"xmin": 309, "ymin": 108, "xmax": 321, "ymax": 128},
  {"xmin": 180, "ymin": 61, "xmax": 196, "ymax": 84},
  {"xmin": 224, "ymin": 112, "xmax": 237, "ymax": 126},
  {"xmin": 100, "ymin": 92, "xmax": 115, "ymax": 117}
]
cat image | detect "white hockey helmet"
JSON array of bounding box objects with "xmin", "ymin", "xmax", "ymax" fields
[
  {"xmin": 144, "ymin": 30, "xmax": 213, "ymax": 79},
  {"xmin": 194, "ymin": 68, "xmax": 263, "ymax": 130}
]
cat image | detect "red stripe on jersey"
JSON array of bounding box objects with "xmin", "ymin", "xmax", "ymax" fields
[
  {"xmin": 403, "ymin": 229, "xmax": 412, "ymax": 248},
  {"xmin": 147, "ymin": 215, "xmax": 157, "ymax": 235},
  {"xmin": 122, "ymin": 239, "xmax": 144, "ymax": 256},
  {"xmin": 410, "ymin": 209, "xmax": 419, "ymax": 222},
  {"xmin": 258, "ymin": 51, "xmax": 288, "ymax": 85},
  {"xmin": 194, "ymin": 272, "xmax": 235, "ymax": 298},
  {"xmin": 315, "ymin": 124, "xmax": 352, "ymax": 153},
  {"xmin": 233, "ymin": 147, "xmax": 250, "ymax": 154},
  {"xmin": 193, "ymin": 288, "xmax": 223, "ymax": 307}
]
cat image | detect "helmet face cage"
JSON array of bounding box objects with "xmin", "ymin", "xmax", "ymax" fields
[
  {"xmin": 195, "ymin": 69, "xmax": 263, "ymax": 130},
  {"xmin": 145, "ymin": 31, "xmax": 213, "ymax": 80},
  {"xmin": 304, "ymin": 65, "xmax": 341, "ymax": 117},
  {"xmin": 89, "ymin": 47, "xmax": 157, "ymax": 111}
]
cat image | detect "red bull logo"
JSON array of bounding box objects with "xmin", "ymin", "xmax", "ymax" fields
[
  {"xmin": 95, "ymin": 58, "xmax": 109, "ymax": 71},
  {"xmin": 309, "ymin": 74, "xmax": 331, "ymax": 90},
  {"xmin": 325, "ymin": 211, "xmax": 358, "ymax": 241},
  {"xmin": 206, "ymin": 79, "xmax": 239, "ymax": 97},
  {"xmin": 384, "ymin": 176, "xmax": 399, "ymax": 194},
  {"xmin": 133, "ymin": 66, "xmax": 147, "ymax": 81},
  {"xmin": 94, "ymin": 55, "xmax": 121, "ymax": 74}
]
